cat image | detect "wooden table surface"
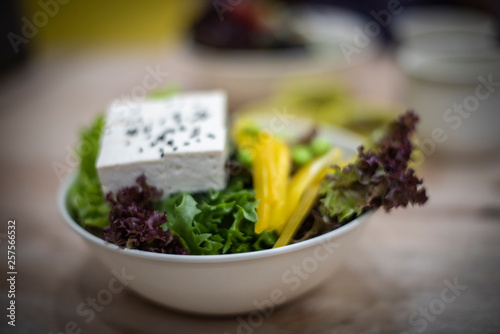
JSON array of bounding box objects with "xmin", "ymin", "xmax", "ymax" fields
[{"xmin": 0, "ymin": 48, "xmax": 499, "ymax": 334}]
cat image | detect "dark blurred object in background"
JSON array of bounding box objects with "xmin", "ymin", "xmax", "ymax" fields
[
  {"xmin": 306, "ymin": 0, "xmax": 499, "ymax": 42},
  {"xmin": 191, "ymin": 0, "xmax": 307, "ymax": 50},
  {"xmin": 191, "ymin": 0, "xmax": 499, "ymax": 49},
  {"xmin": 0, "ymin": 0, "xmax": 29, "ymax": 75}
]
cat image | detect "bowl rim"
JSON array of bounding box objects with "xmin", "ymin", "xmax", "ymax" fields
[{"xmin": 58, "ymin": 173, "xmax": 373, "ymax": 264}]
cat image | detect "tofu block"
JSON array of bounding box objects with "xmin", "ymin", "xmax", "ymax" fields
[{"xmin": 96, "ymin": 91, "xmax": 228, "ymax": 196}]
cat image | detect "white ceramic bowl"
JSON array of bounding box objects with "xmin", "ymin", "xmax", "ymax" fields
[
  {"xmin": 391, "ymin": 6, "xmax": 496, "ymax": 42},
  {"xmin": 397, "ymin": 31, "xmax": 500, "ymax": 154},
  {"xmin": 57, "ymin": 125, "xmax": 373, "ymax": 315}
]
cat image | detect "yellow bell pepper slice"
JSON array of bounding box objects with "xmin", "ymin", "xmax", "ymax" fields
[
  {"xmin": 273, "ymin": 181, "xmax": 322, "ymax": 248},
  {"xmin": 273, "ymin": 148, "xmax": 344, "ymax": 246},
  {"xmin": 233, "ymin": 118, "xmax": 346, "ymax": 237},
  {"xmin": 253, "ymin": 135, "xmax": 291, "ymax": 234},
  {"xmin": 284, "ymin": 148, "xmax": 342, "ymax": 226},
  {"xmin": 268, "ymin": 139, "xmax": 291, "ymax": 232},
  {"xmin": 253, "ymin": 138, "xmax": 271, "ymax": 233}
]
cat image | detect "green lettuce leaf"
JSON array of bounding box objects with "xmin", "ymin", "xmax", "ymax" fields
[
  {"xmin": 156, "ymin": 180, "xmax": 278, "ymax": 255},
  {"xmin": 159, "ymin": 193, "xmax": 222, "ymax": 255},
  {"xmin": 66, "ymin": 116, "xmax": 110, "ymax": 228},
  {"xmin": 319, "ymin": 165, "xmax": 367, "ymax": 223}
]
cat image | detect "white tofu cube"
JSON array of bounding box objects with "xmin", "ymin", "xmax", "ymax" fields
[{"xmin": 96, "ymin": 91, "xmax": 228, "ymax": 196}]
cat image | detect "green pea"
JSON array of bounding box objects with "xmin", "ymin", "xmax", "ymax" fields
[
  {"xmin": 242, "ymin": 122, "xmax": 261, "ymax": 137},
  {"xmin": 292, "ymin": 145, "xmax": 313, "ymax": 166},
  {"xmin": 237, "ymin": 148, "xmax": 253, "ymax": 167},
  {"xmin": 310, "ymin": 138, "xmax": 331, "ymax": 157}
]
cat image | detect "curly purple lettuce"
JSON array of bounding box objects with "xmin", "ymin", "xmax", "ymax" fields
[
  {"xmin": 317, "ymin": 110, "xmax": 428, "ymax": 224},
  {"xmin": 103, "ymin": 175, "xmax": 188, "ymax": 254}
]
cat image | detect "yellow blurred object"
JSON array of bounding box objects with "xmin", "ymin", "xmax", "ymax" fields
[
  {"xmin": 275, "ymin": 81, "xmax": 354, "ymax": 123},
  {"xmin": 22, "ymin": 0, "xmax": 203, "ymax": 50},
  {"xmin": 232, "ymin": 118, "xmax": 261, "ymax": 149},
  {"xmin": 236, "ymin": 80, "xmax": 399, "ymax": 138},
  {"xmin": 275, "ymin": 81, "xmax": 397, "ymax": 136}
]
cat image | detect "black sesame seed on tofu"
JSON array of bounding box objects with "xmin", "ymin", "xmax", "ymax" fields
[
  {"xmin": 194, "ymin": 110, "xmax": 208, "ymax": 122},
  {"xmin": 190, "ymin": 127, "xmax": 200, "ymax": 138},
  {"xmin": 161, "ymin": 152, "xmax": 165, "ymax": 158},
  {"xmin": 167, "ymin": 139, "xmax": 174, "ymax": 146},
  {"xmin": 184, "ymin": 142, "xmax": 190, "ymax": 146},
  {"xmin": 163, "ymin": 128, "xmax": 175, "ymax": 137},
  {"xmin": 126, "ymin": 128, "xmax": 138, "ymax": 136},
  {"xmin": 180, "ymin": 125, "xmax": 186, "ymax": 132},
  {"xmin": 139, "ymin": 147, "xmax": 143, "ymax": 153},
  {"xmin": 157, "ymin": 128, "xmax": 173, "ymax": 142},
  {"xmin": 174, "ymin": 113, "xmax": 181, "ymax": 124},
  {"xmin": 207, "ymin": 133, "xmax": 216, "ymax": 139},
  {"xmin": 173, "ymin": 147, "xmax": 178, "ymax": 151}
]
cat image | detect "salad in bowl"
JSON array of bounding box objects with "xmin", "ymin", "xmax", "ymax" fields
[{"xmin": 60, "ymin": 90, "xmax": 427, "ymax": 314}]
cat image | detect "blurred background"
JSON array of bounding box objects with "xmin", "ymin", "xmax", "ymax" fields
[
  {"xmin": 1, "ymin": 0, "xmax": 499, "ymax": 333},
  {"xmin": 2, "ymin": 0, "xmax": 499, "ymax": 151}
]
